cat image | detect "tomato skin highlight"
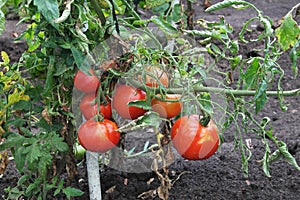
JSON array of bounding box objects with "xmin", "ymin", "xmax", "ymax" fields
[
  {"xmin": 112, "ymin": 84, "xmax": 147, "ymax": 120},
  {"xmin": 74, "ymin": 69, "xmax": 100, "ymax": 93},
  {"xmin": 78, "ymin": 119, "xmax": 120, "ymax": 153},
  {"xmin": 151, "ymin": 94, "xmax": 182, "ymax": 118},
  {"xmin": 79, "ymin": 93, "xmax": 112, "ymax": 120},
  {"xmin": 171, "ymin": 114, "xmax": 219, "ymax": 160}
]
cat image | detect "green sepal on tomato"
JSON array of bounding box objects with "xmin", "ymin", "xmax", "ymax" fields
[
  {"xmin": 171, "ymin": 114, "xmax": 219, "ymax": 160},
  {"xmin": 78, "ymin": 119, "xmax": 120, "ymax": 153},
  {"xmin": 80, "ymin": 93, "xmax": 112, "ymax": 120},
  {"xmin": 112, "ymin": 84, "xmax": 147, "ymax": 120},
  {"xmin": 74, "ymin": 69, "xmax": 100, "ymax": 93}
]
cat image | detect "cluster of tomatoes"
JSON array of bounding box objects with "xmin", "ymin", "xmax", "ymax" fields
[{"xmin": 74, "ymin": 64, "xmax": 219, "ymax": 160}]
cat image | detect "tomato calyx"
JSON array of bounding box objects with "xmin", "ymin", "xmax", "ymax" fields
[{"xmin": 199, "ymin": 115, "xmax": 211, "ymax": 127}]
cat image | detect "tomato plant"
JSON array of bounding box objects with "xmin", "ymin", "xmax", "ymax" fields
[
  {"xmin": 78, "ymin": 119, "xmax": 120, "ymax": 153},
  {"xmin": 171, "ymin": 115, "xmax": 219, "ymax": 160},
  {"xmin": 80, "ymin": 93, "xmax": 112, "ymax": 120},
  {"xmin": 74, "ymin": 69, "xmax": 100, "ymax": 94},
  {"xmin": 112, "ymin": 84, "xmax": 147, "ymax": 120},
  {"xmin": 151, "ymin": 94, "xmax": 182, "ymax": 118}
]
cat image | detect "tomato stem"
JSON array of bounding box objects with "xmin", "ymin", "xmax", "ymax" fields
[
  {"xmin": 128, "ymin": 79, "xmax": 300, "ymax": 97},
  {"xmin": 199, "ymin": 115, "xmax": 211, "ymax": 127}
]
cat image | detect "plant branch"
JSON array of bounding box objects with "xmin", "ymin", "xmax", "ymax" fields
[{"xmin": 127, "ymin": 79, "xmax": 300, "ymax": 97}]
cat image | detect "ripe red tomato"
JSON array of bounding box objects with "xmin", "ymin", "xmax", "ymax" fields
[
  {"xmin": 79, "ymin": 93, "xmax": 112, "ymax": 120},
  {"xmin": 151, "ymin": 94, "xmax": 182, "ymax": 118},
  {"xmin": 78, "ymin": 119, "xmax": 120, "ymax": 153},
  {"xmin": 112, "ymin": 84, "xmax": 147, "ymax": 120},
  {"xmin": 74, "ymin": 69, "xmax": 100, "ymax": 93},
  {"xmin": 171, "ymin": 114, "xmax": 219, "ymax": 160},
  {"xmin": 138, "ymin": 66, "xmax": 169, "ymax": 88}
]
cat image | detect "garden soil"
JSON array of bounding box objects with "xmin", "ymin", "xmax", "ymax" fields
[{"xmin": 1, "ymin": 0, "xmax": 300, "ymax": 199}]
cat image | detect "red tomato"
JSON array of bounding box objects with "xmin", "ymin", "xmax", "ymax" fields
[
  {"xmin": 151, "ymin": 94, "xmax": 182, "ymax": 118},
  {"xmin": 74, "ymin": 69, "xmax": 100, "ymax": 93},
  {"xmin": 112, "ymin": 84, "xmax": 147, "ymax": 120},
  {"xmin": 78, "ymin": 119, "xmax": 120, "ymax": 153},
  {"xmin": 138, "ymin": 66, "xmax": 169, "ymax": 88},
  {"xmin": 171, "ymin": 114, "xmax": 219, "ymax": 160},
  {"xmin": 79, "ymin": 94, "xmax": 112, "ymax": 120}
]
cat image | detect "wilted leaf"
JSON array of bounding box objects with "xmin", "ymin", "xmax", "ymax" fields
[
  {"xmin": 278, "ymin": 141, "xmax": 300, "ymax": 171},
  {"xmin": 243, "ymin": 58, "xmax": 260, "ymax": 89},
  {"xmin": 262, "ymin": 150, "xmax": 271, "ymax": 177},
  {"xmin": 275, "ymin": 13, "xmax": 300, "ymax": 51},
  {"xmin": 0, "ymin": 5, "xmax": 5, "ymax": 35},
  {"xmin": 0, "ymin": 150, "xmax": 8, "ymax": 174},
  {"xmin": 136, "ymin": 111, "xmax": 161, "ymax": 128},
  {"xmin": 151, "ymin": 16, "xmax": 179, "ymax": 38},
  {"xmin": 8, "ymin": 89, "xmax": 30, "ymax": 107},
  {"xmin": 254, "ymin": 80, "xmax": 267, "ymax": 113},
  {"xmin": 1, "ymin": 51, "xmax": 10, "ymax": 65},
  {"xmin": 205, "ymin": 0, "xmax": 249, "ymax": 12}
]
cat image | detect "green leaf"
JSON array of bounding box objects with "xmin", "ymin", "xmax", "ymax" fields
[
  {"xmin": 262, "ymin": 150, "xmax": 271, "ymax": 177},
  {"xmin": 51, "ymin": 133, "xmax": 69, "ymax": 152},
  {"xmin": 71, "ymin": 47, "xmax": 91, "ymax": 75},
  {"xmin": 0, "ymin": 1, "xmax": 5, "ymax": 35},
  {"xmin": 54, "ymin": 178, "xmax": 64, "ymax": 196},
  {"xmin": 205, "ymin": 0, "xmax": 249, "ymax": 12},
  {"xmin": 146, "ymin": 0, "xmax": 171, "ymax": 8},
  {"xmin": 199, "ymin": 92, "xmax": 213, "ymax": 115},
  {"xmin": 254, "ymin": 80, "xmax": 267, "ymax": 113},
  {"xmin": 290, "ymin": 39, "xmax": 299, "ymax": 77},
  {"xmin": 151, "ymin": 2, "xmax": 169, "ymax": 14},
  {"xmin": 278, "ymin": 141, "xmax": 300, "ymax": 171},
  {"xmin": 13, "ymin": 100, "xmax": 32, "ymax": 111},
  {"xmin": 128, "ymin": 100, "xmax": 152, "ymax": 110},
  {"xmin": 171, "ymin": 4, "xmax": 181, "ymax": 22},
  {"xmin": 7, "ymin": 116, "xmax": 27, "ymax": 127},
  {"xmin": 150, "ymin": 16, "xmax": 179, "ymax": 38},
  {"xmin": 14, "ymin": 146, "xmax": 27, "ymax": 171},
  {"xmin": 18, "ymin": 174, "xmax": 30, "ymax": 185},
  {"xmin": 268, "ymin": 148, "xmax": 281, "ymax": 164},
  {"xmin": 33, "ymin": 0, "xmax": 59, "ymax": 25},
  {"xmin": 25, "ymin": 178, "xmax": 41, "ymax": 195},
  {"xmin": 243, "ymin": 58, "xmax": 259, "ymax": 89},
  {"xmin": 194, "ymin": 67, "xmax": 206, "ymax": 80},
  {"xmin": 0, "ymin": 133, "xmax": 26, "ymax": 151},
  {"xmin": 136, "ymin": 111, "xmax": 161, "ymax": 128},
  {"xmin": 230, "ymin": 55, "xmax": 242, "ymax": 69},
  {"xmin": 42, "ymin": 56, "xmax": 55, "ymax": 97},
  {"xmin": 275, "ymin": 13, "xmax": 300, "ymax": 51},
  {"xmin": 63, "ymin": 187, "xmax": 84, "ymax": 199},
  {"xmin": 27, "ymin": 145, "xmax": 41, "ymax": 164}
]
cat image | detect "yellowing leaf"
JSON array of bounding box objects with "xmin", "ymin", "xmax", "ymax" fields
[
  {"xmin": 8, "ymin": 89, "xmax": 30, "ymax": 107},
  {"xmin": 0, "ymin": 51, "xmax": 10, "ymax": 66},
  {"xmin": 275, "ymin": 13, "xmax": 300, "ymax": 51}
]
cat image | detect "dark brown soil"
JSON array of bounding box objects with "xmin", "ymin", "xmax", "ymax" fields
[{"xmin": 1, "ymin": 0, "xmax": 300, "ymax": 199}]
